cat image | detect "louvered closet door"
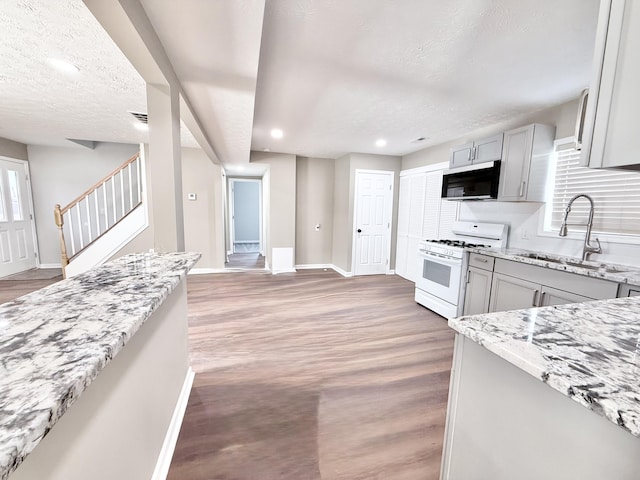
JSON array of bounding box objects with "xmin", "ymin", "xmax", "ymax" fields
[
  {"xmin": 422, "ymin": 172, "xmax": 442, "ymax": 239},
  {"xmin": 405, "ymin": 174, "xmax": 426, "ymax": 281},
  {"xmin": 395, "ymin": 176, "xmax": 411, "ymax": 278}
]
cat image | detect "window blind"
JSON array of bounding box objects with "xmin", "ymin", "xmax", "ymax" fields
[{"xmin": 550, "ymin": 145, "xmax": 640, "ymax": 235}]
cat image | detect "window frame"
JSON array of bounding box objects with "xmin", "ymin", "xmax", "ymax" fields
[{"xmin": 538, "ymin": 136, "xmax": 640, "ymax": 246}]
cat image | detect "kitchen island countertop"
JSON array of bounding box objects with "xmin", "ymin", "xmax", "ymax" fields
[
  {"xmin": 0, "ymin": 252, "xmax": 200, "ymax": 480},
  {"xmin": 449, "ymin": 294, "xmax": 640, "ymax": 437}
]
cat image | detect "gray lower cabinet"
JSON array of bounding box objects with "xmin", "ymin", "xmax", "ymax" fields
[
  {"xmin": 489, "ymin": 273, "xmax": 539, "ymax": 312},
  {"xmin": 539, "ymin": 286, "xmax": 593, "ymax": 306},
  {"xmin": 618, "ymin": 284, "xmax": 640, "ymax": 297},
  {"xmin": 468, "ymin": 257, "xmax": 620, "ymax": 315},
  {"xmin": 463, "ymin": 266, "xmax": 493, "ymax": 315}
]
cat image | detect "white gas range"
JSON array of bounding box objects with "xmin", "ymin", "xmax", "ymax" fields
[{"xmin": 415, "ymin": 221, "xmax": 508, "ymax": 318}]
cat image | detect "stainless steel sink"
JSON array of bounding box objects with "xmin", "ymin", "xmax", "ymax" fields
[{"xmin": 517, "ymin": 252, "xmax": 630, "ymax": 274}]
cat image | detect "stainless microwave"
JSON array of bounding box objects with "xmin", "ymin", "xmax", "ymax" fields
[{"xmin": 441, "ymin": 161, "xmax": 501, "ymax": 200}]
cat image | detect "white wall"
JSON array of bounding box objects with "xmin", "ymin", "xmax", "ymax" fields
[{"xmin": 27, "ymin": 142, "xmax": 139, "ymax": 265}]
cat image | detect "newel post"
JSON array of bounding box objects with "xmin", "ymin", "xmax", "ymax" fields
[{"xmin": 54, "ymin": 204, "xmax": 69, "ymax": 278}]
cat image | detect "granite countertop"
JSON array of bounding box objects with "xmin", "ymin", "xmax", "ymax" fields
[
  {"xmin": 450, "ymin": 295, "xmax": 640, "ymax": 438},
  {"xmin": 0, "ymin": 252, "xmax": 200, "ymax": 480},
  {"xmin": 466, "ymin": 247, "xmax": 640, "ymax": 285}
]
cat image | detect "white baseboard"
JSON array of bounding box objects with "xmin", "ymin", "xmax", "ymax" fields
[
  {"xmin": 387, "ymin": 269, "xmax": 396, "ymax": 275},
  {"xmin": 151, "ymin": 367, "xmax": 195, "ymax": 480},
  {"xmin": 38, "ymin": 263, "xmax": 62, "ymax": 269},
  {"xmin": 294, "ymin": 264, "xmax": 333, "ymax": 270},
  {"xmin": 332, "ymin": 265, "xmax": 353, "ymax": 277},
  {"xmin": 272, "ymin": 268, "xmax": 297, "ymax": 274}
]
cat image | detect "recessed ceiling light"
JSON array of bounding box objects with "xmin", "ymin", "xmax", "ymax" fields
[
  {"xmin": 270, "ymin": 129, "xmax": 284, "ymax": 139},
  {"xmin": 375, "ymin": 139, "xmax": 387, "ymax": 148},
  {"xmin": 133, "ymin": 122, "xmax": 148, "ymax": 132},
  {"xmin": 47, "ymin": 58, "xmax": 79, "ymax": 75}
]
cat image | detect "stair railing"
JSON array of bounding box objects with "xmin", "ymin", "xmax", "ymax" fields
[{"xmin": 54, "ymin": 152, "xmax": 142, "ymax": 276}]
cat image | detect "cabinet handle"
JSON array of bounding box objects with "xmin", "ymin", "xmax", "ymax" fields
[
  {"xmin": 532, "ymin": 289, "xmax": 539, "ymax": 307},
  {"xmin": 540, "ymin": 291, "xmax": 546, "ymax": 305},
  {"xmin": 467, "ymin": 148, "xmax": 472, "ymax": 162},
  {"xmin": 574, "ymin": 88, "xmax": 589, "ymax": 151},
  {"xmin": 472, "ymin": 146, "xmax": 476, "ymax": 161},
  {"xmin": 519, "ymin": 181, "xmax": 526, "ymax": 197}
]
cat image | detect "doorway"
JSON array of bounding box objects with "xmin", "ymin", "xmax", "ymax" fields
[
  {"xmin": 352, "ymin": 169, "xmax": 394, "ymax": 276},
  {"xmin": 0, "ymin": 157, "xmax": 38, "ymax": 278},
  {"xmin": 227, "ymin": 178, "xmax": 264, "ymax": 269}
]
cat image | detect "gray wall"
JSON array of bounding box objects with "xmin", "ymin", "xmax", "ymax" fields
[
  {"xmin": 232, "ymin": 180, "xmax": 260, "ymax": 242},
  {"xmin": 251, "ymin": 151, "xmax": 297, "ymax": 269},
  {"xmin": 331, "ymin": 153, "xmax": 402, "ymax": 272},
  {"xmin": 27, "ymin": 142, "xmax": 139, "ymax": 265},
  {"xmin": 0, "ymin": 137, "xmax": 28, "ymax": 161},
  {"xmin": 332, "ymin": 154, "xmax": 351, "ymax": 271},
  {"xmin": 296, "ymin": 157, "xmax": 334, "ymax": 265}
]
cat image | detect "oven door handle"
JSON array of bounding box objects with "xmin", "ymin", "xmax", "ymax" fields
[{"xmin": 418, "ymin": 251, "xmax": 462, "ymax": 267}]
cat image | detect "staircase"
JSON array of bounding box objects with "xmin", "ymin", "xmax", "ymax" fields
[{"xmin": 54, "ymin": 152, "xmax": 146, "ymax": 278}]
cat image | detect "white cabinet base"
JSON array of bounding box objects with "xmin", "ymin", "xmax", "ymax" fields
[{"xmin": 441, "ymin": 335, "xmax": 640, "ymax": 480}]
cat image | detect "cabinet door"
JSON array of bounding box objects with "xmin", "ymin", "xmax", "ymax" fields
[
  {"xmin": 582, "ymin": 0, "xmax": 640, "ymax": 169},
  {"xmin": 539, "ymin": 287, "xmax": 593, "ymax": 307},
  {"xmin": 498, "ymin": 125, "xmax": 533, "ymax": 201},
  {"xmin": 473, "ymin": 133, "xmax": 504, "ymax": 164},
  {"xmin": 489, "ymin": 273, "xmax": 540, "ymax": 313},
  {"xmin": 450, "ymin": 143, "xmax": 474, "ymax": 169},
  {"xmin": 618, "ymin": 284, "xmax": 640, "ymax": 297},
  {"xmin": 463, "ymin": 267, "xmax": 493, "ymax": 315}
]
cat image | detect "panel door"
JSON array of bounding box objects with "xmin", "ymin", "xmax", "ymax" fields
[
  {"xmin": 354, "ymin": 171, "xmax": 393, "ymax": 276},
  {"xmin": 463, "ymin": 266, "xmax": 493, "ymax": 316},
  {"xmin": 498, "ymin": 125, "xmax": 533, "ymax": 201},
  {"xmin": 450, "ymin": 143, "xmax": 474, "ymax": 169},
  {"xmin": 539, "ymin": 286, "xmax": 593, "ymax": 307},
  {"xmin": 474, "ymin": 133, "xmax": 504, "ymax": 164},
  {"xmin": 489, "ymin": 273, "xmax": 540, "ymax": 313},
  {"xmin": 0, "ymin": 158, "xmax": 37, "ymax": 278}
]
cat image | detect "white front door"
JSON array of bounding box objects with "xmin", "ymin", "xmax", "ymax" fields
[
  {"xmin": 0, "ymin": 158, "xmax": 37, "ymax": 278},
  {"xmin": 353, "ymin": 170, "xmax": 394, "ymax": 276}
]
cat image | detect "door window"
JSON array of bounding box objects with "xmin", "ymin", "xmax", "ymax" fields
[
  {"xmin": 7, "ymin": 170, "xmax": 23, "ymax": 221},
  {"xmin": 423, "ymin": 259, "xmax": 451, "ymax": 287}
]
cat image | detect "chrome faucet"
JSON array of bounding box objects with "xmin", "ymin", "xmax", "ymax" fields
[{"xmin": 559, "ymin": 194, "xmax": 601, "ymax": 261}]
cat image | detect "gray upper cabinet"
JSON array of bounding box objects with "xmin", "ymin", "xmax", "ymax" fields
[
  {"xmin": 449, "ymin": 134, "xmax": 503, "ymax": 169},
  {"xmin": 581, "ymin": 0, "xmax": 640, "ymax": 169},
  {"xmin": 450, "ymin": 142, "xmax": 474, "ymax": 169},
  {"xmin": 497, "ymin": 124, "xmax": 555, "ymax": 202}
]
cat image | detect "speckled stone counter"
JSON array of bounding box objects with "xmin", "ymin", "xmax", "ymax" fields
[
  {"xmin": 449, "ymin": 295, "xmax": 640, "ymax": 437},
  {"xmin": 466, "ymin": 247, "xmax": 640, "ymax": 285},
  {"xmin": 0, "ymin": 252, "xmax": 200, "ymax": 480}
]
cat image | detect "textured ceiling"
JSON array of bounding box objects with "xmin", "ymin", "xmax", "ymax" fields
[
  {"xmin": 0, "ymin": 0, "xmax": 198, "ymax": 149},
  {"xmin": 252, "ymin": 0, "xmax": 601, "ymax": 158},
  {"xmin": 139, "ymin": 0, "xmax": 265, "ymax": 164}
]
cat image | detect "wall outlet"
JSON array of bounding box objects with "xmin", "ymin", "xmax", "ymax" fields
[
  {"xmin": 187, "ymin": 193, "xmax": 197, "ymax": 201},
  {"xmin": 521, "ymin": 229, "xmax": 530, "ymax": 240}
]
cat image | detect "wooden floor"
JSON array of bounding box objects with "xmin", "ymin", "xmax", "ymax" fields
[
  {"xmin": 168, "ymin": 270, "xmax": 455, "ymax": 480},
  {"xmin": 0, "ymin": 275, "xmax": 61, "ymax": 305},
  {"xmin": 226, "ymin": 253, "xmax": 266, "ymax": 269}
]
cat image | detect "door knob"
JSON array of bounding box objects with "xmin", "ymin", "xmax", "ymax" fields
[{"xmin": 357, "ymin": 229, "xmax": 362, "ymax": 233}]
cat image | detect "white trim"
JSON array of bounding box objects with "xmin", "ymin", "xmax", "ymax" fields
[
  {"xmin": 351, "ymin": 169, "xmax": 395, "ymax": 276},
  {"xmin": 272, "ymin": 268, "xmax": 297, "ymax": 274},
  {"xmin": 332, "ymin": 264, "xmax": 353, "ymax": 278},
  {"xmin": 294, "ymin": 263, "xmax": 333, "ymax": 270},
  {"xmin": 38, "ymin": 263, "xmax": 62, "ymax": 269},
  {"xmin": 151, "ymin": 367, "xmax": 195, "ymax": 480},
  {"xmin": 386, "ymin": 269, "xmax": 395, "ymax": 275},
  {"xmin": 233, "ymin": 240, "xmax": 260, "ymax": 244},
  {"xmin": 400, "ymin": 161, "xmax": 449, "ymax": 176}
]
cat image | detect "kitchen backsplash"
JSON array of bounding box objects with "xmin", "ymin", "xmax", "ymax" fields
[{"xmin": 459, "ymin": 201, "xmax": 640, "ymax": 267}]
